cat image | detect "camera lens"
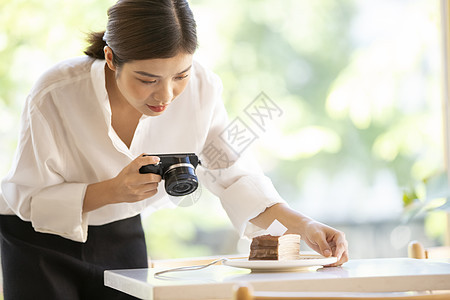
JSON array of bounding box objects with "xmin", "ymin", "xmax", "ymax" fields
[{"xmin": 163, "ymin": 164, "xmax": 199, "ymax": 196}]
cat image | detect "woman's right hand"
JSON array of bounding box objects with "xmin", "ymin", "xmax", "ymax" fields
[{"xmin": 83, "ymin": 154, "xmax": 162, "ymax": 212}]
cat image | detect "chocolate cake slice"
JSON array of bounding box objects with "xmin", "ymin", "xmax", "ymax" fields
[{"xmin": 249, "ymin": 234, "xmax": 301, "ymax": 260}]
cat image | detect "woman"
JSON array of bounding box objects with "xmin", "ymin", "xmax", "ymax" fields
[{"xmin": 0, "ymin": 0, "xmax": 348, "ymax": 299}]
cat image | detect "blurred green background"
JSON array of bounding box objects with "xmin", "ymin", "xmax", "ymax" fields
[{"xmin": 0, "ymin": 0, "xmax": 445, "ymax": 260}]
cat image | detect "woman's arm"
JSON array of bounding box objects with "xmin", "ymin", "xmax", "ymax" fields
[
  {"xmin": 250, "ymin": 203, "xmax": 349, "ymax": 266},
  {"xmin": 83, "ymin": 154, "xmax": 162, "ymax": 212}
]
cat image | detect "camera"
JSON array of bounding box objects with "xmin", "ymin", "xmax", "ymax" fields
[{"xmin": 139, "ymin": 153, "xmax": 201, "ymax": 197}]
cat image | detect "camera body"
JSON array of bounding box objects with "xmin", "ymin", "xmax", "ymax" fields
[{"xmin": 139, "ymin": 153, "xmax": 200, "ymax": 197}]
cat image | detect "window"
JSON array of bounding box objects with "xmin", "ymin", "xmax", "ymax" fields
[{"xmin": 0, "ymin": 0, "xmax": 444, "ymax": 259}]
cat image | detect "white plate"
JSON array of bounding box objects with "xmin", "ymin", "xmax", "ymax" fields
[{"xmin": 223, "ymin": 254, "xmax": 337, "ymax": 272}]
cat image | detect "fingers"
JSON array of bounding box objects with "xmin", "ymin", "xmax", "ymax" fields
[
  {"xmin": 141, "ymin": 182, "xmax": 160, "ymax": 194},
  {"xmin": 314, "ymin": 232, "xmax": 333, "ymax": 258},
  {"xmin": 129, "ymin": 172, "xmax": 162, "ymax": 185},
  {"xmin": 112, "ymin": 155, "xmax": 163, "ymax": 204},
  {"xmin": 333, "ymin": 234, "xmax": 348, "ymax": 260},
  {"xmin": 333, "ymin": 249, "xmax": 349, "ymax": 266},
  {"xmin": 304, "ymin": 222, "xmax": 349, "ymax": 267},
  {"xmin": 134, "ymin": 154, "xmax": 160, "ymax": 170},
  {"xmin": 128, "ymin": 154, "xmax": 162, "ymax": 184},
  {"xmin": 119, "ymin": 179, "xmax": 160, "ymax": 203},
  {"xmin": 125, "ymin": 182, "xmax": 160, "ymax": 202},
  {"xmin": 326, "ymin": 249, "xmax": 348, "ymax": 267},
  {"xmin": 325, "ymin": 231, "xmax": 349, "ymax": 267}
]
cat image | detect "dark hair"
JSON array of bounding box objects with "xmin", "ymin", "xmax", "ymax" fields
[{"xmin": 84, "ymin": 0, "xmax": 197, "ymax": 67}]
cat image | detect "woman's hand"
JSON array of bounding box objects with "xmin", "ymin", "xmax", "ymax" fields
[
  {"xmin": 250, "ymin": 203, "xmax": 349, "ymax": 266},
  {"xmin": 83, "ymin": 154, "xmax": 162, "ymax": 212},
  {"xmin": 109, "ymin": 154, "xmax": 162, "ymax": 203},
  {"xmin": 301, "ymin": 220, "xmax": 348, "ymax": 266}
]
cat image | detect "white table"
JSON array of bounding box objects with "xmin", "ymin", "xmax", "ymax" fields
[{"xmin": 104, "ymin": 258, "xmax": 450, "ymax": 300}]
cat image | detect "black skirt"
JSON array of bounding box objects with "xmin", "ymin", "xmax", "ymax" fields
[{"xmin": 0, "ymin": 214, "xmax": 148, "ymax": 300}]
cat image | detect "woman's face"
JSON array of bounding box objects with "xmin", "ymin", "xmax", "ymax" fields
[{"xmin": 106, "ymin": 49, "xmax": 194, "ymax": 116}]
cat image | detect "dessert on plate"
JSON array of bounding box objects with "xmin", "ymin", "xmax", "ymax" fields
[{"xmin": 249, "ymin": 234, "xmax": 301, "ymax": 260}]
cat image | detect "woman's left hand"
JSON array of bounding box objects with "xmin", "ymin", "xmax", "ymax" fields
[
  {"xmin": 301, "ymin": 220, "xmax": 348, "ymax": 266},
  {"xmin": 249, "ymin": 203, "xmax": 349, "ymax": 267}
]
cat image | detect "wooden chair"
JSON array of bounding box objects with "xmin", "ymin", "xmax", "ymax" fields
[
  {"xmin": 408, "ymin": 240, "xmax": 450, "ymax": 259},
  {"xmin": 233, "ymin": 283, "xmax": 450, "ymax": 300}
]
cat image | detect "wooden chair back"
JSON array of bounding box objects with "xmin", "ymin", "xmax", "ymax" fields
[
  {"xmin": 408, "ymin": 241, "xmax": 450, "ymax": 259},
  {"xmin": 233, "ymin": 283, "xmax": 450, "ymax": 300}
]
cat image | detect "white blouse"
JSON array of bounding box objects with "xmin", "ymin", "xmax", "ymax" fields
[{"xmin": 0, "ymin": 57, "xmax": 285, "ymax": 242}]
